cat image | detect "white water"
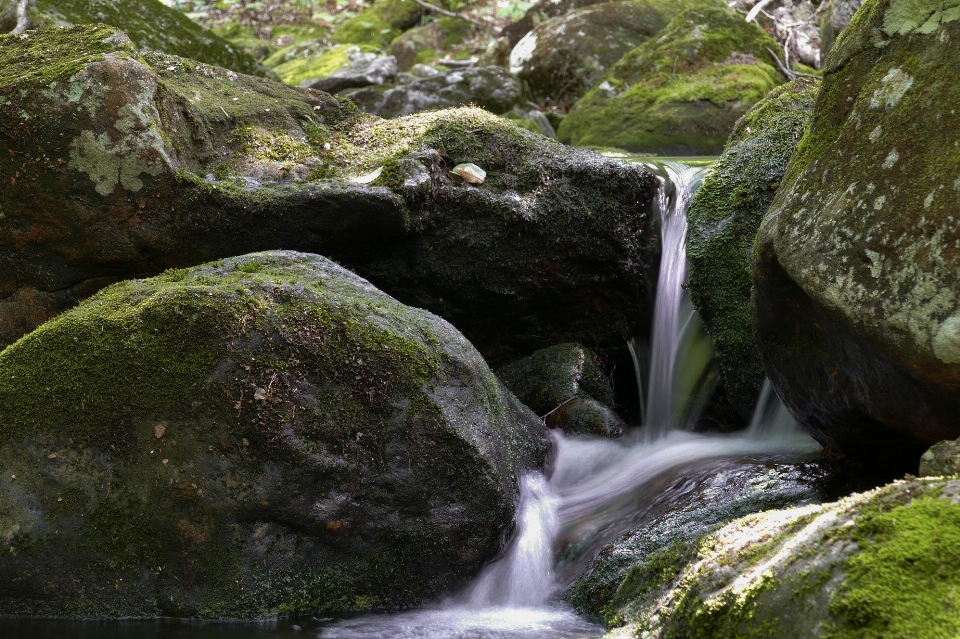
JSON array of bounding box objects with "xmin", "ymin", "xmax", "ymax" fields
[{"xmin": 316, "ymin": 159, "xmax": 819, "ymax": 638}]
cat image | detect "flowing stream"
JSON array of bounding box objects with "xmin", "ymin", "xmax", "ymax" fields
[{"xmin": 3, "ymin": 159, "xmax": 824, "ymax": 638}]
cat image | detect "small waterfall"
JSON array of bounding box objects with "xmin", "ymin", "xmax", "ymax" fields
[
  {"xmin": 639, "ymin": 161, "xmax": 710, "ymax": 437},
  {"xmin": 747, "ymin": 377, "xmax": 805, "ymax": 441},
  {"xmin": 465, "ymin": 474, "xmax": 560, "ymax": 607}
]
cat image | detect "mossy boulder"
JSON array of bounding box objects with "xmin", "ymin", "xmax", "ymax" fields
[
  {"xmin": 820, "ymin": 0, "xmax": 864, "ymax": 60},
  {"xmin": 342, "ymin": 66, "xmax": 524, "ymax": 118},
  {"xmin": 332, "ymin": 0, "xmax": 423, "ymax": 49},
  {"xmin": 557, "ymin": 2, "xmax": 784, "ymax": 155},
  {"xmin": 567, "ymin": 456, "xmax": 856, "ymax": 623},
  {"xmin": 0, "ymin": 250, "xmax": 548, "ymax": 618},
  {"xmin": 0, "ymin": 25, "xmax": 660, "ymax": 365},
  {"xmin": 686, "ymin": 77, "xmax": 819, "ymax": 422},
  {"xmin": 752, "ymin": 0, "xmax": 960, "ymax": 473},
  {"xmin": 500, "ymin": 0, "xmax": 606, "ymax": 47},
  {"xmin": 390, "ymin": 17, "xmax": 473, "ymax": 71},
  {"xmin": 497, "ymin": 343, "xmax": 624, "ymax": 436},
  {"xmin": 597, "ymin": 476, "xmax": 960, "ymax": 638},
  {"xmin": 920, "ymin": 438, "xmax": 960, "ymax": 477},
  {"xmin": 509, "ymin": 0, "xmax": 683, "ymax": 106},
  {"xmin": 0, "ymin": 0, "xmax": 271, "ymax": 78},
  {"xmin": 268, "ymin": 43, "xmax": 390, "ymax": 88}
]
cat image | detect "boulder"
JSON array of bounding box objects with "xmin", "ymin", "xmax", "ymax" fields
[
  {"xmin": 686, "ymin": 77, "xmax": 819, "ymax": 421},
  {"xmin": 557, "ymin": 1, "xmax": 784, "ymax": 155},
  {"xmin": 0, "ymin": 0, "xmax": 271, "ymax": 78},
  {"xmin": 752, "ymin": 0, "xmax": 960, "ymax": 473},
  {"xmin": 390, "ymin": 17, "xmax": 474, "ymax": 71},
  {"xmin": 500, "ymin": 0, "xmax": 606, "ymax": 48},
  {"xmin": 597, "ymin": 477, "xmax": 960, "ymax": 638},
  {"xmin": 920, "ymin": 439, "xmax": 960, "ymax": 477},
  {"xmin": 0, "ymin": 25, "xmax": 660, "ymax": 365},
  {"xmin": 332, "ymin": 0, "xmax": 423, "ymax": 49},
  {"xmin": 509, "ymin": 0, "xmax": 681, "ymax": 106},
  {"xmin": 341, "ymin": 65, "xmax": 523, "ymax": 118},
  {"xmin": 567, "ymin": 456, "xmax": 861, "ymax": 621},
  {"xmin": 497, "ymin": 343, "xmax": 624, "ymax": 436},
  {"xmin": 268, "ymin": 44, "xmax": 395, "ymax": 90},
  {"xmin": 0, "ymin": 250, "xmax": 548, "ymax": 617},
  {"xmin": 820, "ymin": 0, "xmax": 864, "ymax": 60}
]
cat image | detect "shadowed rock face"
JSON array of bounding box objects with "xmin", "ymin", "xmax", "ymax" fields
[
  {"xmin": 753, "ymin": 0, "xmax": 960, "ymax": 473},
  {"xmin": 0, "ymin": 25, "xmax": 659, "ymax": 363},
  {"xmin": 0, "ymin": 250, "xmax": 548, "ymax": 618}
]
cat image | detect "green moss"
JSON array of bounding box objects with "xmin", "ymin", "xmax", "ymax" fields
[
  {"xmin": 29, "ymin": 0, "xmax": 270, "ymax": 77},
  {"xmin": 826, "ymin": 495, "xmax": 960, "ymax": 638},
  {"xmin": 686, "ymin": 77, "xmax": 820, "ymax": 419},
  {"xmin": 558, "ymin": 1, "xmax": 784, "ymax": 154},
  {"xmin": 333, "ymin": 0, "xmax": 423, "ymax": 49},
  {"xmin": 0, "ymin": 24, "xmax": 133, "ymax": 89},
  {"xmin": 271, "ymin": 44, "xmax": 379, "ymax": 86}
]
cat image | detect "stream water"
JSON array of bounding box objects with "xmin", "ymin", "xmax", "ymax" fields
[{"xmin": 1, "ymin": 159, "xmax": 826, "ymax": 638}]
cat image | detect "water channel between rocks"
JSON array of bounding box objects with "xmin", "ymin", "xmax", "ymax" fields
[{"xmin": 1, "ymin": 157, "xmax": 828, "ymax": 639}]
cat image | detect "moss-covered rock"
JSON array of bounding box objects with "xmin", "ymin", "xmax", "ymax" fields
[
  {"xmin": 268, "ymin": 43, "xmax": 391, "ymax": 88},
  {"xmin": 332, "ymin": 0, "xmax": 423, "ymax": 49},
  {"xmin": 0, "ymin": 0, "xmax": 272, "ymax": 78},
  {"xmin": 920, "ymin": 438, "xmax": 960, "ymax": 477},
  {"xmin": 567, "ymin": 456, "xmax": 858, "ymax": 624},
  {"xmin": 342, "ymin": 65, "xmax": 524, "ymax": 118},
  {"xmin": 597, "ymin": 476, "xmax": 960, "ymax": 638},
  {"xmin": 0, "ymin": 25, "xmax": 660, "ymax": 365},
  {"xmin": 509, "ymin": 0, "xmax": 684, "ymax": 106},
  {"xmin": 497, "ymin": 343, "xmax": 624, "ymax": 436},
  {"xmin": 752, "ymin": 0, "xmax": 960, "ymax": 473},
  {"xmin": 557, "ymin": 1, "xmax": 784, "ymax": 155},
  {"xmin": 0, "ymin": 250, "xmax": 547, "ymax": 618},
  {"xmin": 499, "ymin": 0, "xmax": 606, "ymax": 47},
  {"xmin": 686, "ymin": 77, "xmax": 819, "ymax": 422},
  {"xmin": 820, "ymin": 0, "xmax": 864, "ymax": 60},
  {"xmin": 390, "ymin": 17, "xmax": 473, "ymax": 71}
]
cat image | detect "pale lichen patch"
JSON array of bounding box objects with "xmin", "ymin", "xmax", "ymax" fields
[
  {"xmin": 869, "ymin": 67, "xmax": 914, "ymax": 109},
  {"xmin": 869, "ymin": 124, "xmax": 883, "ymax": 141},
  {"xmin": 933, "ymin": 314, "xmax": 960, "ymax": 363},
  {"xmin": 882, "ymin": 148, "xmax": 900, "ymax": 168},
  {"xmin": 883, "ymin": 0, "xmax": 960, "ymax": 36}
]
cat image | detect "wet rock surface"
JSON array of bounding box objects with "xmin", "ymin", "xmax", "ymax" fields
[
  {"xmin": 752, "ymin": 0, "xmax": 960, "ymax": 473},
  {"xmin": 920, "ymin": 438, "xmax": 960, "ymax": 477},
  {"xmin": 0, "ymin": 250, "xmax": 548, "ymax": 618}
]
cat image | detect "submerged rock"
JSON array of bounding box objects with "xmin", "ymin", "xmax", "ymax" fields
[
  {"xmin": 509, "ymin": 0, "xmax": 681, "ymax": 106},
  {"xmin": 752, "ymin": 0, "xmax": 960, "ymax": 472},
  {"xmin": 0, "ymin": 0, "xmax": 271, "ymax": 77},
  {"xmin": 596, "ymin": 476, "xmax": 960, "ymax": 638},
  {"xmin": 686, "ymin": 78, "xmax": 819, "ymax": 421},
  {"xmin": 342, "ymin": 65, "xmax": 523, "ymax": 118},
  {"xmin": 558, "ymin": 1, "xmax": 783, "ymax": 154},
  {"xmin": 497, "ymin": 343, "xmax": 624, "ymax": 436},
  {"xmin": 0, "ymin": 250, "xmax": 548, "ymax": 618},
  {"xmin": 0, "ymin": 25, "xmax": 659, "ymax": 363}
]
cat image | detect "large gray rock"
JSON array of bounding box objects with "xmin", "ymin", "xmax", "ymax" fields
[
  {"xmin": 594, "ymin": 476, "xmax": 960, "ymax": 638},
  {"xmin": 820, "ymin": 0, "xmax": 864, "ymax": 60},
  {"xmin": 920, "ymin": 439, "xmax": 960, "ymax": 477},
  {"xmin": 752, "ymin": 0, "xmax": 960, "ymax": 473},
  {"xmin": 301, "ymin": 52, "xmax": 398, "ymax": 93},
  {"xmin": 0, "ymin": 26, "xmax": 660, "ymax": 365},
  {"xmin": 0, "ymin": 250, "xmax": 548, "ymax": 618},
  {"xmin": 342, "ymin": 66, "xmax": 523, "ymax": 118}
]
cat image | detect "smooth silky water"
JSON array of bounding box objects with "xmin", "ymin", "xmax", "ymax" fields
[{"xmin": 2, "ymin": 158, "xmax": 822, "ymax": 638}]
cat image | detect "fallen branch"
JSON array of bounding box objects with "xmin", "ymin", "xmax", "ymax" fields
[
  {"xmin": 436, "ymin": 56, "xmax": 480, "ymax": 67},
  {"xmin": 410, "ymin": 0, "xmax": 485, "ymax": 28},
  {"xmin": 745, "ymin": 0, "xmax": 774, "ymax": 23},
  {"xmin": 765, "ymin": 47, "xmax": 818, "ymax": 80},
  {"xmin": 540, "ymin": 396, "xmax": 578, "ymax": 420}
]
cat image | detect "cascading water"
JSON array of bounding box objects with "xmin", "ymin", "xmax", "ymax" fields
[{"xmin": 7, "ymin": 159, "xmax": 820, "ymax": 639}]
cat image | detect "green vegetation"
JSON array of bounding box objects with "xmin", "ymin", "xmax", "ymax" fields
[{"xmin": 333, "ymin": 0, "xmax": 423, "ymax": 48}]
